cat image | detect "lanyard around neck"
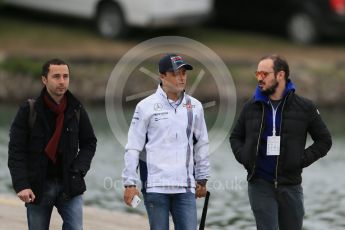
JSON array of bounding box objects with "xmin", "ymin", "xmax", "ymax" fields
[{"xmin": 269, "ymin": 100, "xmax": 282, "ymax": 136}]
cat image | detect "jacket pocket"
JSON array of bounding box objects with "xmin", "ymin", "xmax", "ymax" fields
[
  {"xmin": 69, "ymin": 170, "xmax": 86, "ymax": 197},
  {"xmin": 67, "ymin": 127, "xmax": 79, "ymax": 156},
  {"xmin": 238, "ymin": 145, "xmax": 252, "ymax": 170},
  {"xmin": 282, "ymin": 143, "xmax": 303, "ymax": 172}
]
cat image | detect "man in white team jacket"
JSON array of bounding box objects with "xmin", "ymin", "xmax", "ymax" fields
[{"xmin": 122, "ymin": 54, "xmax": 210, "ymax": 229}]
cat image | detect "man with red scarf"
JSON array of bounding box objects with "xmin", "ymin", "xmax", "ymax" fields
[{"xmin": 8, "ymin": 58, "xmax": 97, "ymax": 230}]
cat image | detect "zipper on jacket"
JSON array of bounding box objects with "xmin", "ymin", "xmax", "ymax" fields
[
  {"xmin": 248, "ymin": 103, "xmax": 265, "ymax": 181},
  {"xmin": 274, "ymin": 92, "xmax": 290, "ymax": 189}
]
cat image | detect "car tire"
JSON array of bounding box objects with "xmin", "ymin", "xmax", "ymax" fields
[
  {"xmin": 96, "ymin": 2, "xmax": 127, "ymax": 39},
  {"xmin": 287, "ymin": 13, "xmax": 318, "ymax": 44}
]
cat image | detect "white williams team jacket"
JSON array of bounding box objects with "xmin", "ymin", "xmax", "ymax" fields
[{"xmin": 122, "ymin": 85, "xmax": 210, "ymax": 190}]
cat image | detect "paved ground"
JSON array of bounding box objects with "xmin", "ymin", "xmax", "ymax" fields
[{"xmin": 0, "ymin": 194, "xmax": 150, "ymax": 230}]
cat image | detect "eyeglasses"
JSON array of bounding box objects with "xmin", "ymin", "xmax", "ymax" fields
[{"xmin": 255, "ymin": 70, "xmax": 274, "ymax": 79}]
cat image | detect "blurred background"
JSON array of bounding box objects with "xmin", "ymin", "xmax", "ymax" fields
[{"xmin": 0, "ymin": 0, "xmax": 344, "ymax": 229}]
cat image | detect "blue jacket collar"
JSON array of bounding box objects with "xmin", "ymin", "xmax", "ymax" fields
[{"xmin": 253, "ymin": 79, "xmax": 296, "ymax": 103}]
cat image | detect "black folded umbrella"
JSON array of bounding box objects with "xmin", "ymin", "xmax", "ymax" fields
[{"xmin": 199, "ymin": 191, "xmax": 210, "ymax": 230}]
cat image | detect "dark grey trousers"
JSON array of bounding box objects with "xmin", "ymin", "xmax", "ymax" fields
[{"xmin": 248, "ymin": 178, "xmax": 305, "ymax": 230}]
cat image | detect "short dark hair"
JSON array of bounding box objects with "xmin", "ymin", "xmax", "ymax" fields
[
  {"xmin": 260, "ymin": 54, "xmax": 289, "ymax": 80},
  {"xmin": 42, "ymin": 58, "xmax": 69, "ymax": 78}
]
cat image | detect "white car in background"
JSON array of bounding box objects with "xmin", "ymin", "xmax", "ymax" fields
[{"xmin": 3, "ymin": 0, "xmax": 213, "ymax": 38}]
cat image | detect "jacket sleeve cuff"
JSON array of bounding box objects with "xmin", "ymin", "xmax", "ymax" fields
[
  {"xmin": 196, "ymin": 179, "xmax": 208, "ymax": 186},
  {"xmin": 14, "ymin": 181, "xmax": 30, "ymax": 194}
]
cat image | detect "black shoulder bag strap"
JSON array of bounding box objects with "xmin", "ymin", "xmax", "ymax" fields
[{"xmin": 27, "ymin": 99, "xmax": 37, "ymax": 129}]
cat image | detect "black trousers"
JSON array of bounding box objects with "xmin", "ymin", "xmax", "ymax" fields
[{"xmin": 248, "ymin": 178, "xmax": 305, "ymax": 230}]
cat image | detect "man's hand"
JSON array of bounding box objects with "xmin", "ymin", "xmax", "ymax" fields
[
  {"xmin": 196, "ymin": 183, "xmax": 207, "ymax": 198},
  {"xmin": 17, "ymin": 189, "xmax": 35, "ymax": 203},
  {"xmin": 123, "ymin": 186, "xmax": 140, "ymax": 206}
]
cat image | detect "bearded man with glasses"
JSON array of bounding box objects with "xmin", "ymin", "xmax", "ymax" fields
[{"xmin": 230, "ymin": 54, "xmax": 332, "ymax": 230}]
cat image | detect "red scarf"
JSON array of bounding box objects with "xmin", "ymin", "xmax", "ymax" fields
[{"xmin": 43, "ymin": 93, "xmax": 67, "ymax": 164}]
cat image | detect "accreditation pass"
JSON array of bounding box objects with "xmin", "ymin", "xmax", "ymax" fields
[{"xmin": 267, "ymin": 136, "xmax": 280, "ymax": 156}]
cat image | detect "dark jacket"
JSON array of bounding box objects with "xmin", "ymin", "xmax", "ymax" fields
[
  {"xmin": 8, "ymin": 89, "xmax": 97, "ymax": 202},
  {"xmin": 230, "ymin": 86, "xmax": 332, "ymax": 185}
]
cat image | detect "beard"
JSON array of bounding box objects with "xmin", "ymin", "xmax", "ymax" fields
[{"xmin": 259, "ymin": 79, "xmax": 279, "ymax": 96}]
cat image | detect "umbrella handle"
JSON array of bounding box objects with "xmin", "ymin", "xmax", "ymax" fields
[{"xmin": 199, "ymin": 191, "xmax": 210, "ymax": 230}]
